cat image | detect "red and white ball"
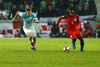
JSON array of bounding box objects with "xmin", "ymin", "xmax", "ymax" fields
[{"xmin": 63, "ymin": 45, "xmax": 71, "ymax": 52}]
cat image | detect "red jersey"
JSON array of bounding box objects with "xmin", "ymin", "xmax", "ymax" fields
[{"xmin": 57, "ymin": 14, "xmax": 79, "ymax": 30}]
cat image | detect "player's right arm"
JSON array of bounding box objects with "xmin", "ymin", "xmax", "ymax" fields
[
  {"xmin": 12, "ymin": 12, "xmax": 20, "ymax": 22},
  {"xmin": 56, "ymin": 15, "xmax": 66, "ymax": 25}
]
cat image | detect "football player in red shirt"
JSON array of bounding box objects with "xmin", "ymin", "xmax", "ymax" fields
[{"xmin": 57, "ymin": 8, "xmax": 86, "ymax": 52}]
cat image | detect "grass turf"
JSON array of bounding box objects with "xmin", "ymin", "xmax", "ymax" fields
[{"xmin": 0, "ymin": 38, "xmax": 100, "ymax": 67}]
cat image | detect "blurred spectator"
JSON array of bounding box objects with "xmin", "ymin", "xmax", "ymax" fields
[
  {"xmin": 84, "ymin": 22, "xmax": 93, "ymax": 38},
  {"xmin": 0, "ymin": 0, "xmax": 5, "ymax": 11},
  {"xmin": 45, "ymin": 0, "xmax": 53, "ymax": 4},
  {"xmin": 37, "ymin": 6, "xmax": 45, "ymax": 19},
  {"xmin": 84, "ymin": 2, "xmax": 90, "ymax": 15},
  {"xmin": 19, "ymin": 4, "xmax": 25, "ymax": 12},
  {"xmin": 52, "ymin": 6, "xmax": 56, "ymax": 17},
  {"xmin": 3, "ymin": 0, "xmax": 10, "ymax": 10},
  {"xmin": 56, "ymin": 8, "xmax": 64, "ymax": 17},
  {"xmin": 33, "ymin": 0, "xmax": 42, "ymax": 10},
  {"xmin": 96, "ymin": 24, "xmax": 100, "ymax": 38},
  {"xmin": 51, "ymin": 0, "xmax": 56, "ymax": 7},
  {"xmin": 26, "ymin": 0, "xmax": 33, "ymax": 5},
  {"xmin": 49, "ymin": 21, "xmax": 60, "ymax": 37},
  {"xmin": 61, "ymin": 22, "xmax": 68, "ymax": 37},
  {"xmin": 34, "ymin": 23, "xmax": 43, "ymax": 38},
  {"xmin": 30, "ymin": 4, "xmax": 36, "ymax": 12},
  {"xmin": 8, "ymin": 5, "xmax": 18, "ymax": 19},
  {"xmin": 79, "ymin": 2, "xmax": 82, "ymax": 6},
  {"xmin": 80, "ymin": 0, "xmax": 87, "ymax": 7},
  {"xmin": 68, "ymin": 0, "xmax": 73, "ymax": 8},
  {"xmin": 88, "ymin": 0, "xmax": 95, "ymax": 7},
  {"xmin": 88, "ymin": 0, "xmax": 97, "ymax": 15},
  {"xmin": 0, "ymin": 13, "xmax": 5, "ymax": 20},
  {"xmin": 73, "ymin": 0, "xmax": 80, "ymax": 6},
  {"xmin": 45, "ymin": 0, "xmax": 53, "ymax": 8},
  {"xmin": 40, "ymin": 0, "xmax": 46, "ymax": 9},
  {"xmin": 56, "ymin": 0, "xmax": 66, "ymax": 10},
  {"xmin": 68, "ymin": 3, "xmax": 76, "ymax": 11},
  {"xmin": 76, "ymin": 5, "xmax": 85, "ymax": 16},
  {"xmin": 45, "ymin": 5, "xmax": 54, "ymax": 17},
  {"xmin": 65, "ymin": 8, "xmax": 69, "ymax": 14}
]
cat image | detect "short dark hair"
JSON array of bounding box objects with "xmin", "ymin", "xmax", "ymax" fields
[
  {"xmin": 86, "ymin": 22, "xmax": 90, "ymax": 24},
  {"xmin": 26, "ymin": 7, "xmax": 32, "ymax": 11}
]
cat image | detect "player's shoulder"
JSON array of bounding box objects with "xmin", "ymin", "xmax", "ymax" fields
[
  {"xmin": 74, "ymin": 14, "xmax": 79, "ymax": 17},
  {"xmin": 64, "ymin": 14, "xmax": 69, "ymax": 17},
  {"xmin": 31, "ymin": 12, "xmax": 36, "ymax": 16},
  {"xmin": 31, "ymin": 12, "xmax": 36, "ymax": 15},
  {"xmin": 19, "ymin": 12, "xmax": 26, "ymax": 15},
  {"xmin": 62, "ymin": 14, "xmax": 69, "ymax": 18}
]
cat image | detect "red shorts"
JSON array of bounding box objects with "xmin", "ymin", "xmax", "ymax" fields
[{"xmin": 67, "ymin": 29, "xmax": 83, "ymax": 39}]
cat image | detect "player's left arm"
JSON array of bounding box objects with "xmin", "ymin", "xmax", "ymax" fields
[
  {"xmin": 77, "ymin": 22, "xmax": 81, "ymax": 29},
  {"xmin": 33, "ymin": 18, "xmax": 39, "ymax": 23},
  {"xmin": 77, "ymin": 15, "xmax": 81, "ymax": 30},
  {"xmin": 32, "ymin": 12, "xmax": 39, "ymax": 23}
]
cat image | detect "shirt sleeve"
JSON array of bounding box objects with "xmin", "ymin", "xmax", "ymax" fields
[
  {"xmin": 57, "ymin": 15, "xmax": 67, "ymax": 25},
  {"xmin": 62, "ymin": 15, "xmax": 67, "ymax": 19},
  {"xmin": 32, "ymin": 12, "xmax": 37, "ymax": 19},
  {"xmin": 19, "ymin": 12, "xmax": 23, "ymax": 17}
]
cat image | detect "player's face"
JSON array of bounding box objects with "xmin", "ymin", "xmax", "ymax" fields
[
  {"xmin": 69, "ymin": 10, "xmax": 75, "ymax": 17},
  {"xmin": 26, "ymin": 10, "xmax": 32, "ymax": 16}
]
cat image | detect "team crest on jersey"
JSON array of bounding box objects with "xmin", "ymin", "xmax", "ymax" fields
[{"xmin": 74, "ymin": 18, "xmax": 77, "ymax": 21}]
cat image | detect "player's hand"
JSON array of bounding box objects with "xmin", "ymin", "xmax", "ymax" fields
[
  {"xmin": 12, "ymin": 18, "xmax": 15, "ymax": 22},
  {"xmin": 77, "ymin": 27, "xmax": 80, "ymax": 30},
  {"xmin": 33, "ymin": 18, "xmax": 35, "ymax": 22}
]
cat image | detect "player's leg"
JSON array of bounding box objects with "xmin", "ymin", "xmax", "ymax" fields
[
  {"xmin": 30, "ymin": 28, "xmax": 37, "ymax": 51},
  {"xmin": 76, "ymin": 30, "xmax": 86, "ymax": 52},
  {"xmin": 23, "ymin": 28, "xmax": 36, "ymax": 51},
  {"xmin": 67, "ymin": 30, "xmax": 76, "ymax": 49},
  {"xmin": 72, "ymin": 37, "xmax": 77, "ymax": 49},
  {"xmin": 26, "ymin": 32, "xmax": 36, "ymax": 51},
  {"xmin": 32, "ymin": 37, "xmax": 36, "ymax": 45},
  {"xmin": 78, "ymin": 37, "xmax": 86, "ymax": 52}
]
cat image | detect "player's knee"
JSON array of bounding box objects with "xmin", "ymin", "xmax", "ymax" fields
[
  {"xmin": 33, "ymin": 37, "xmax": 36, "ymax": 41},
  {"xmin": 29, "ymin": 36, "xmax": 33, "ymax": 39}
]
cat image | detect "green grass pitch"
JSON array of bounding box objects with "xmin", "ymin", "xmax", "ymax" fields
[{"xmin": 0, "ymin": 38, "xmax": 100, "ymax": 67}]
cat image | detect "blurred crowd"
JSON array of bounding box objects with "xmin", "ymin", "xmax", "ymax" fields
[{"xmin": 0, "ymin": 0, "xmax": 97, "ymax": 19}]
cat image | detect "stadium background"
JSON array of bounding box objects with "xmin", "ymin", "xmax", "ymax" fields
[{"xmin": 0, "ymin": 0, "xmax": 100, "ymax": 38}]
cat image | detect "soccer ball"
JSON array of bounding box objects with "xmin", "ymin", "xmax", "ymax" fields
[{"xmin": 63, "ymin": 45, "xmax": 71, "ymax": 52}]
